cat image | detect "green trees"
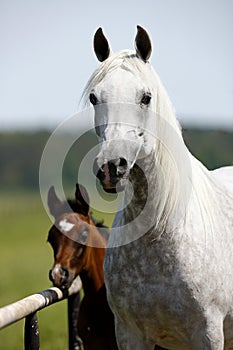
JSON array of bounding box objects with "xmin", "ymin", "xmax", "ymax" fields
[{"xmin": 0, "ymin": 128, "xmax": 232, "ymax": 191}]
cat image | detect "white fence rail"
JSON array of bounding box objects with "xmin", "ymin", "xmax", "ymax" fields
[{"xmin": 0, "ymin": 277, "xmax": 82, "ymax": 350}]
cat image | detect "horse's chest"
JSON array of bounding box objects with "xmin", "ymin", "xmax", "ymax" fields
[
  {"xmin": 104, "ymin": 242, "xmax": 190, "ymax": 330},
  {"xmin": 105, "ymin": 228, "xmax": 233, "ymax": 347}
]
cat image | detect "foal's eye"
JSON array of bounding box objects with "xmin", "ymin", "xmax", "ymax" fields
[
  {"xmin": 89, "ymin": 93, "xmax": 98, "ymax": 105},
  {"xmin": 79, "ymin": 229, "xmax": 89, "ymax": 245},
  {"xmin": 141, "ymin": 93, "xmax": 151, "ymax": 105}
]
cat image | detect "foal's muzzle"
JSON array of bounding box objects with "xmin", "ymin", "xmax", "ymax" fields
[
  {"xmin": 49, "ymin": 265, "xmax": 74, "ymax": 289},
  {"xmin": 93, "ymin": 157, "xmax": 128, "ymax": 193}
]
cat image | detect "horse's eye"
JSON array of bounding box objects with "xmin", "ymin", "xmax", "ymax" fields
[
  {"xmin": 141, "ymin": 93, "xmax": 151, "ymax": 105},
  {"xmin": 89, "ymin": 93, "xmax": 98, "ymax": 105}
]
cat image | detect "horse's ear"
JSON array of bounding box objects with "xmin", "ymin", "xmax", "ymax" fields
[
  {"xmin": 135, "ymin": 25, "xmax": 152, "ymax": 62},
  {"xmin": 75, "ymin": 183, "xmax": 90, "ymax": 216},
  {"xmin": 47, "ymin": 186, "xmax": 63, "ymax": 218},
  {"xmin": 94, "ymin": 27, "xmax": 111, "ymax": 62}
]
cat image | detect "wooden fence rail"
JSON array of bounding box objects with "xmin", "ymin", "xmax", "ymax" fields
[{"xmin": 0, "ymin": 277, "xmax": 82, "ymax": 350}]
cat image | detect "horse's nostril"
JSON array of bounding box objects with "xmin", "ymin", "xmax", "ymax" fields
[
  {"xmin": 93, "ymin": 157, "xmax": 129, "ymax": 192},
  {"xmin": 102, "ymin": 159, "xmax": 128, "ymax": 178},
  {"xmin": 119, "ymin": 158, "xmax": 127, "ymax": 168},
  {"xmin": 114, "ymin": 158, "xmax": 128, "ymax": 177},
  {"xmin": 49, "ymin": 265, "xmax": 70, "ymax": 287},
  {"xmin": 62, "ymin": 268, "xmax": 69, "ymax": 278}
]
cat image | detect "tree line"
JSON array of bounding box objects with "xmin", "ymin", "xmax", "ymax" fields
[{"xmin": 0, "ymin": 128, "xmax": 232, "ymax": 192}]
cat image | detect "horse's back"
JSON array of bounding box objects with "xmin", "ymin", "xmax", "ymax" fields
[{"xmin": 211, "ymin": 166, "xmax": 233, "ymax": 191}]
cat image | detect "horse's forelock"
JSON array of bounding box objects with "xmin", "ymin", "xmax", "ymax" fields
[{"xmin": 81, "ymin": 50, "xmax": 150, "ymax": 106}]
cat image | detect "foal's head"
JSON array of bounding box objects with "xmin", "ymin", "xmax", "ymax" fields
[{"xmin": 47, "ymin": 184, "xmax": 106, "ymax": 289}]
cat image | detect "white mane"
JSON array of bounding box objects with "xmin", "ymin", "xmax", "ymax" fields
[{"xmin": 83, "ymin": 50, "xmax": 222, "ymax": 236}]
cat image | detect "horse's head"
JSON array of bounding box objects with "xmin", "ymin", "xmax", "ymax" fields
[
  {"xmin": 88, "ymin": 26, "xmax": 157, "ymax": 193},
  {"xmin": 47, "ymin": 184, "xmax": 91, "ymax": 289}
]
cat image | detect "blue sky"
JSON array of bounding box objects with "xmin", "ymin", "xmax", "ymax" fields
[{"xmin": 0, "ymin": 0, "xmax": 232, "ymax": 130}]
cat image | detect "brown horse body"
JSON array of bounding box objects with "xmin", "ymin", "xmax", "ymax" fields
[{"xmin": 47, "ymin": 184, "xmax": 118, "ymax": 350}]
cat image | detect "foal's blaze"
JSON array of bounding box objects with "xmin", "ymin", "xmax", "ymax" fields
[{"xmin": 47, "ymin": 184, "xmax": 118, "ymax": 350}]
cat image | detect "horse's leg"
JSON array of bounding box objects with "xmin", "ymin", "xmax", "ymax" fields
[
  {"xmin": 189, "ymin": 312, "xmax": 224, "ymax": 350},
  {"xmin": 115, "ymin": 317, "xmax": 154, "ymax": 350}
]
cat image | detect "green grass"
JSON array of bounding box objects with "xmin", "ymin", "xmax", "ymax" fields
[{"xmin": 0, "ymin": 191, "xmax": 116, "ymax": 349}]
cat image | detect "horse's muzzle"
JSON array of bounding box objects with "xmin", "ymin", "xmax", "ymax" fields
[
  {"xmin": 93, "ymin": 158, "xmax": 128, "ymax": 193},
  {"xmin": 49, "ymin": 265, "xmax": 74, "ymax": 289}
]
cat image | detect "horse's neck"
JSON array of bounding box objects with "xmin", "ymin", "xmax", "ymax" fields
[
  {"xmin": 124, "ymin": 143, "xmax": 220, "ymax": 242},
  {"xmin": 125, "ymin": 159, "xmax": 152, "ymax": 219},
  {"xmin": 124, "ymin": 140, "xmax": 191, "ymax": 236},
  {"xmin": 80, "ymin": 261, "xmax": 104, "ymax": 297},
  {"xmin": 81, "ymin": 227, "xmax": 106, "ymax": 295},
  {"xmin": 124, "ymin": 153, "xmax": 158, "ymax": 227}
]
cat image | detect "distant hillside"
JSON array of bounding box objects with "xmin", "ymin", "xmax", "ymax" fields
[
  {"xmin": 0, "ymin": 131, "xmax": 49, "ymax": 190},
  {"xmin": 183, "ymin": 128, "xmax": 233, "ymax": 169},
  {"xmin": 0, "ymin": 128, "xmax": 232, "ymax": 192}
]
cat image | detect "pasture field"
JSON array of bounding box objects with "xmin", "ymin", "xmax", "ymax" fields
[
  {"xmin": 0, "ymin": 191, "xmax": 114, "ymax": 350},
  {"xmin": 0, "ymin": 128, "xmax": 231, "ymax": 348}
]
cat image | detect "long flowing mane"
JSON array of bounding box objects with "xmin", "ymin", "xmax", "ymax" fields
[{"xmin": 83, "ymin": 50, "xmax": 223, "ymax": 236}]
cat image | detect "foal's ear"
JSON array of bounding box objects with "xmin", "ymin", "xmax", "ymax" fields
[
  {"xmin": 94, "ymin": 27, "xmax": 111, "ymax": 62},
  {"xmin": 75, "ymin": 183, "xmax": 90, "ymax": 216},
  {"xmin": 135, "ymin": 25, "xmax": 152, "ymax": 62},
  {"xmin": 47, "ymin": 186, "xmax": 63, "ymax": 218}
]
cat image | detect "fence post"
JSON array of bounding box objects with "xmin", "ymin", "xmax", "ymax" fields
[
  {"xmin": 24, "ymin": 312, "xmax": 40, "ymax": 350},
  {"xmin": 0, "ymin": 277, "xmax": 82, "ymax": 349},
  {"xmin": 68, "ymin": 292, "xmax": 82, "ymax": 350}
]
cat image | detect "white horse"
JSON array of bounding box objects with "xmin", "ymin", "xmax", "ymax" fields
[{"xmin": 83, "ymin": 26, "xmax": 233, "ymax": 350}]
